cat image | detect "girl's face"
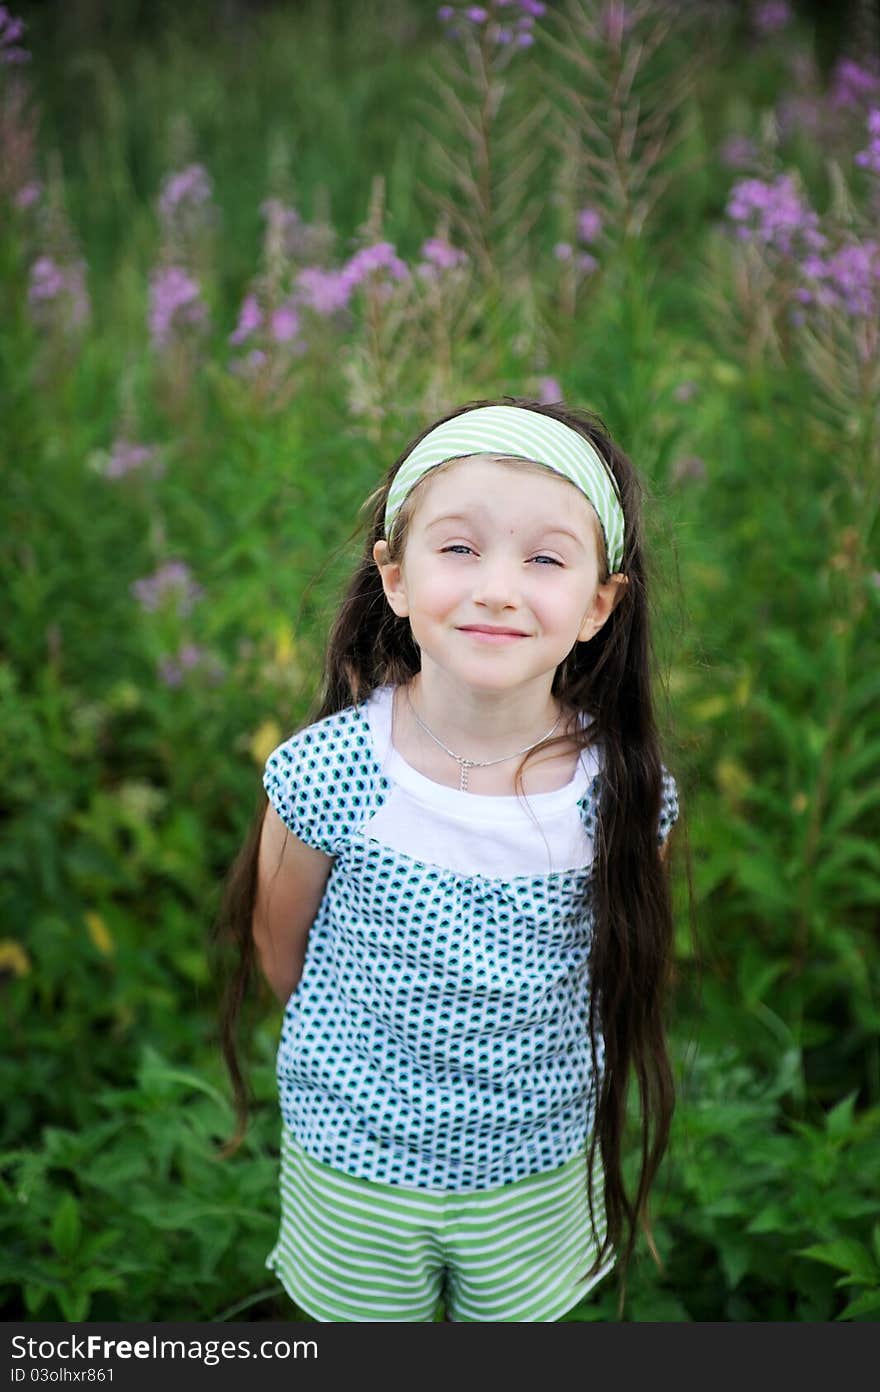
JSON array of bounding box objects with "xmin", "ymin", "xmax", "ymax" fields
[{"xmin": 373, "ymin": 455, "xmax": 627, "ymax": 697}]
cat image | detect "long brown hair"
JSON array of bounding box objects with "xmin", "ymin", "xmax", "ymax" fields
[{"xmin": 211, "ymin": 394, "xmax": 690, "ymax": 1316}]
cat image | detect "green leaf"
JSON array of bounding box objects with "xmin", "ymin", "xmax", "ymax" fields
[
  {"xmin": 824, "ymin": 787, "xmax": 880, "ymax": 840},
  {"xmin": 797, "ymin": 1239, "xmax": 879, "ymax": 1284},
  {"xmin": 57, "ymin": 1286, "xmax": 90, "ymax": 1321},
  {"xmin": 719, "ymin": 1238, "xmax": 751, "ymax": 1289},
  {"xmin": 23, "ymin": 1284, "xmax": 49, "ymax": 1315},
  {"xmin": 816, "ymin": 837, "xmax": 880, "ymax": 887},
  {"xmin": 837, "ymin": 1289, "xmax": 880, "ymax": 1320},
  {"xmin": 828, "ymin": 737, "xmax": 880, "ymax": 791},
  {"xmin": 734, "ymin": 857, "xmax": 794, "ymax": 913},
  {"xmin": 50, "ymin": 1193, "xmax": 81, "ymax": 1260},
  {"xmin": 746, "ymin": 1206, "xmax": 789, "ymax": 1235},
  {"xmin": 825, "ymin": 1092, "xmax": 859, "ymax": 1141}
]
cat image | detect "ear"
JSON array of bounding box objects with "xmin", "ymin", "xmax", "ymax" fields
[
  {"xmin": 372, "ymin": 539, "xmax": 410, "ymax": 619},
  {"xmin": 577, "ymin": 572, "xmax": 629, "ymax": 643}
]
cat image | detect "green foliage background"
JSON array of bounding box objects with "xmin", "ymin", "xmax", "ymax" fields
[{"xmin": 1, "ymin": 0, "xmax": 878, "ymax": 1322}]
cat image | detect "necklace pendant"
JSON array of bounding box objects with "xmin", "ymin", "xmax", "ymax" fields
[{"xmin": 459, "ymin": 757, "xmax": 475, "ymax": 793}]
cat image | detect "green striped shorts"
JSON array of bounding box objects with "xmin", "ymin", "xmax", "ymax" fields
[{"xmin": 266, "ymin": 1125, "xmax": 615, "ymax": 1322}]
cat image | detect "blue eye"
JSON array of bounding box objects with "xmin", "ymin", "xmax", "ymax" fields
[{"xmin": 440, "ymin": 545, "xmax": 563, "ymax": 567}]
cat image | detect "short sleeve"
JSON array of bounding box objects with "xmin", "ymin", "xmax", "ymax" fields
[
  {"xmin": 657, "ymin": 765, "xmax": 680, "ymax": 849},
  {"xmin": 263, "ymin": 724, "xmax": 344, "ymax": 857}
]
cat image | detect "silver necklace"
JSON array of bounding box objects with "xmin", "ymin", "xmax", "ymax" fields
[{"xmin": 404, "ymin": 686, "xmax": 563, "ymax": 793}]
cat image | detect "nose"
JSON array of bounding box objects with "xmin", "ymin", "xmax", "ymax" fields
[{"xmin": 470, "ymin": 553, "xmax": 523, "ymax": 608}]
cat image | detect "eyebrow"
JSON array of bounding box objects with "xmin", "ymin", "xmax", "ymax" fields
[{"xmin": 424, "ymin": 513, "xmax": 586, "ymax": 548}]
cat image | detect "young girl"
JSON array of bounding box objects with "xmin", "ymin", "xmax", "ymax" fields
[{"xmin": 215, "ymin": 396, "xmax": 682, "ymax": 1323}]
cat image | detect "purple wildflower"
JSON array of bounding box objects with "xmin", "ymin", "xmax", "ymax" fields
[
  {"xmin": 27, "ymin": 255, "xmax": 90, "ymax": 330},
  {"xmin": 148, "ymin": 265, "xmax": 208, "ymax": 348},
  {"xmin": 131, "ymin": 561, "xmax": 204, "ymax": 616},
  {"xmin": 441, "ymin": 0, "xmax": 545, "ymax": 49},
  {"xmin": 0, "ymin": 6, "xmax": 29, "ymax": 64},
  {"xmin": 29, "ymin": 256, "xmax": 66, "ymax": 301},
  {"xmin": 726, "ymin": 173, "xmax": 826, "ymax": 258},
  {"xmin": 156, "ymin": 165, "xmax": 215, "ymax": 264},
  {"xmin": 601, "ymin": 1, "xmax": 633, "ymax": 45},
  {"xmin": 295, "ymin": 265, "xmax": 354, "ymax": 315},
  {"xmin": 260, "ymin": 197, "xmax": 321, "ymax": 260},
  {"xmin": 855, "ymin": 108, "xmax": 880, "ymax": 175},
  {"xmin": 415, "ymin": 236, "xmax": 467, "ymax": 281},
  {"xmin": 420, "ymin": 236, "xmax": 467, "ymax": 270},
  {"xmin": 343, "ymin": 241, "xmax": 410, "ymax": 287},
  {"xmin": 14, "ymin": 179, "xmax": 40, "ymax": 208},
  {"xmin": 576, "ymin": 207, "xmax": 602, "ymax": 243},
  {"xmin": 158, "ymin": 164, "xmax": 213, "ymax": 222},
  {"xmin": 537, "ymin": 376, "xmax": 563, "ymax": 404},
  {"xmin": 719, "ymin": 135, "xmax": 758, "ymax": 169},
  {"xmin": 776, "ymin": 94, "xmax": 824, "ymax": 139},
  {"xmin": 0, "ymin": 71, "xmax": 39, "ymax": 209},
  {"xmin": 798, "ymin": 240, "xmax": 880, "ymax": 318},
  {"xmin": 229, "ymin": 292, "xmax": 262, "ymax": 345},
  {"xmin": 577, "ymin": 252, "xmax": 598, "ymax": 274},
  {"xmin": 229, "ymin": 348, "xmax": 268, "ymax": 380},
  {"xmin": 158, "ymin": 654, "xmax": 184, "ymax": 688},
  {"xmin": 158, "ymin": 643, "xmax": 223, "ymax": 688},
  {"xmin": 269, "ymin": 301, "xmax": 302, "ymax": 344},
  {"xmin": 177, "ymin": 641, "xmax": 204, "ymax": 670},
  {"xmin": 828, "ymin": 58, "xmax": 880, "ymax": 112},
  {"xmin": 553, "ymin": 242, "xmax": 573, "ymax": 261},
  {"xmin": 104, "ymin": 439, "xmax": 164, "ymax": 480},
  {"xmin": 752, "ymin": 1, "xmax": 792, "ymax": 35}
]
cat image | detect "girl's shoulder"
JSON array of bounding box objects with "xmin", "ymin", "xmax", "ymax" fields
[
  {"xmin": 268, "ymin": 694, "xmax": 373, "ymax": 759},
  {"xmin": 262, "ymin": 688, "xmax": 385, "ymax": 856}
]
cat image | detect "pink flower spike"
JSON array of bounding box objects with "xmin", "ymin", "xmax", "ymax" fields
[
  {"xmin": 421, "ymin": 236, "xmax": 466, "ymax": 269},
  {"xmin": 270, "ymin": 303, "xmax": 301, "ymax": 343},
  {"xmin": 295, "ymin": 266, "xmax": 353, "ymax": 314},
  {"xmin": 105, "ymin": 439, "xmax": 160, "ymax": 480},
  {"xmin": 229, "ymin": 292, "xmax": 262, "ymax": 346},
  {"xmin": 148, "ymin": 265, "xmax": 207, "ymax": 348},
  {"xmin": 538, "ymin": 376, "xmax": 563, "ymax": 404},
  {"xmin": 576, "ymin": 207, "xmax": 602, "ymax": 243},
  {"xmin": 14, "ymin": 180, "xmax": 42, "ymax": 209},
  {"xmin": 29, "ymin": 256, "xmax": 66, "ymax": 301},
  {"xmin": 752, "ymin": 1, "xmax": 792, "ymax": 35}
]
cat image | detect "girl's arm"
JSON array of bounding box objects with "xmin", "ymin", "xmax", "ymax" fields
[{"xmin": 252, "ymin": 804, "xmax": 335, "ymax": 1005}]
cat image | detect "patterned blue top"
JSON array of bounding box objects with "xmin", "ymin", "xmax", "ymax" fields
[{"xmin": 263, "ymin": 684, "xmax": 679, "ymax": 1192}]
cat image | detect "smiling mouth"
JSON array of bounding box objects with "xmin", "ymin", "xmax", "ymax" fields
[{"xmin": 458, "ymin": 627, "xmax": 529, "ymax": 638}]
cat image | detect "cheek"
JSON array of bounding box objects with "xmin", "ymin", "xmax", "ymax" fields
[
  {"xmin": 535, "ymin": 580, "xmax": 591, "ymax": 624},
  {"xmin": 411, "ymin": 568, "xmax": 463, "ymax": 616}
]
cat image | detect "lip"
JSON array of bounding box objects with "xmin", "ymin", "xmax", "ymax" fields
[{"xmin": 458, "ymin": 626, "xmax": 529, "ymax": 642}]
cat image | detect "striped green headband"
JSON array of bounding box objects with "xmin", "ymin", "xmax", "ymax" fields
[{"xmin": 384, "ymin": 405, "xmax": 626, "ymax": 573}]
